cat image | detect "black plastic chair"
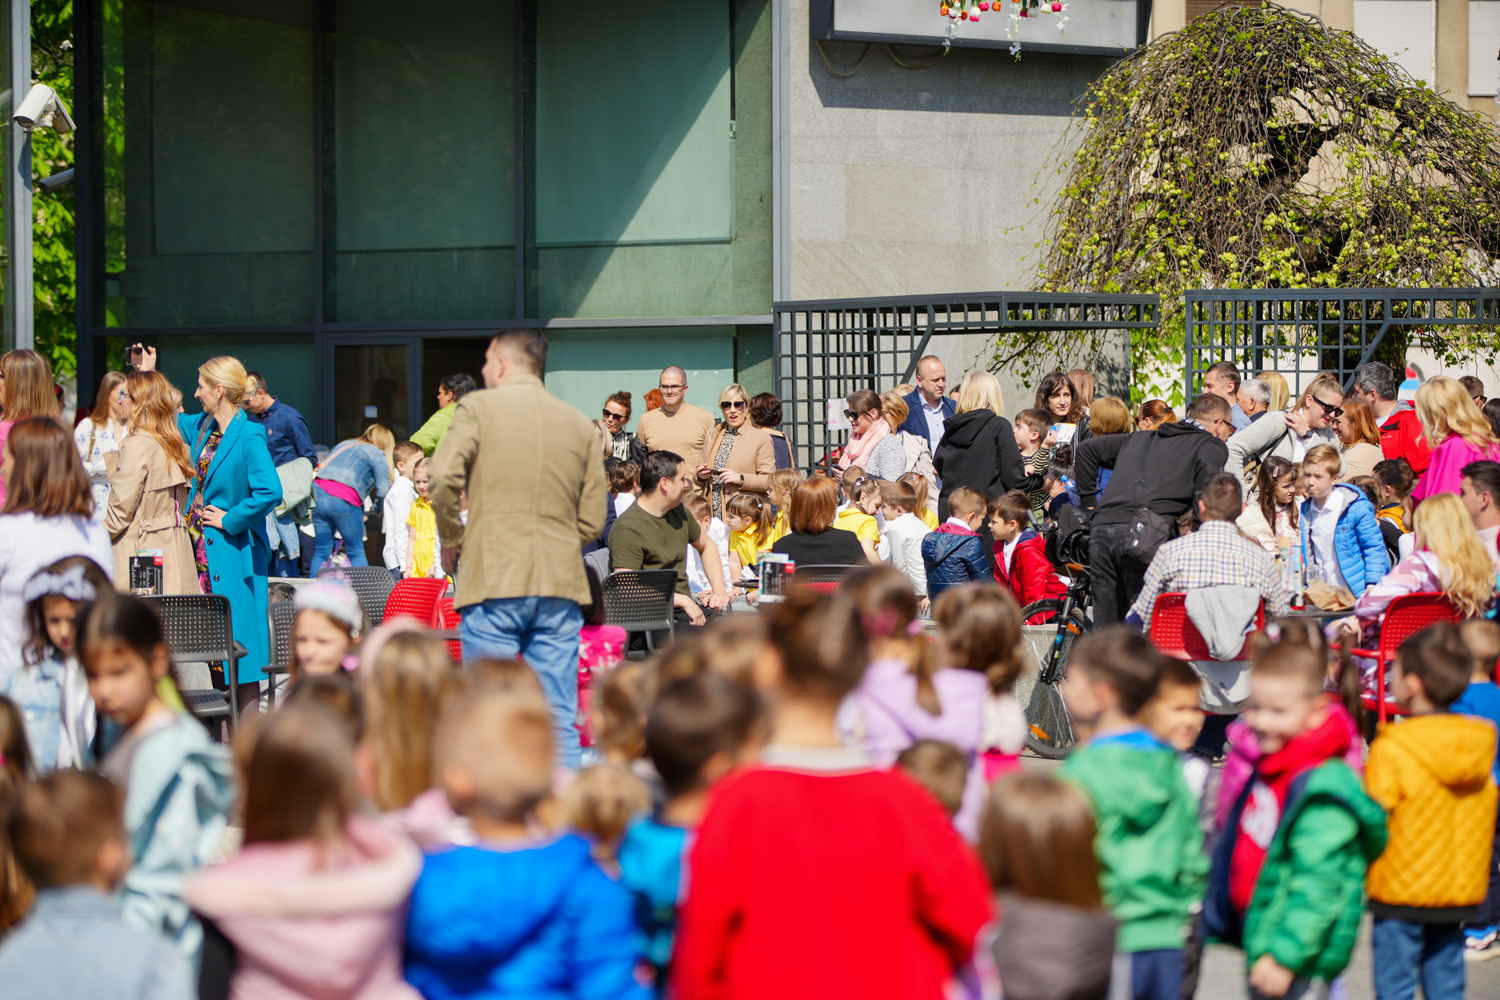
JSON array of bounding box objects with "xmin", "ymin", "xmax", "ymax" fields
[
  {"xmin": 143, "ymin": 595, "xmax": 246, "ymax": 732},
  {"xmin": 264, "ymin": 600, "xmax": 299, "ymax": 708},
  {"xmin": 318, "ymin": 565, "xmax": 395, "ymax": 626},
  {"xmin": 792, "ymin": 564, "xmax": 859, "ymax": 593},
  {"xmin": 601, "ymin": 569, "xmax": 677, "ymax": 654}
]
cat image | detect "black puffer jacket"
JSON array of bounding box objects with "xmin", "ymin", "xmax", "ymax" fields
[
  {"xmin": 933, "ymin": 409, "xmax": 1037, "ymax": 519},
  {"xmin": 1075, "ymin": 419, "xmax": 1229, "ymax": 529}
]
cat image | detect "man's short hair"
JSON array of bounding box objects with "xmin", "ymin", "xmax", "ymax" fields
[
  {"xmin": 1186, "ymin": 393, "xmax": 1231, "ymax": 423},
  {"xmin": 646, "ymin": 674, "xmax": 762, "ymax": 797},
  {"xmin": 10, "ymin": 771, "xmax": 125, "ymax": 887},
  {"xmin": 989, "ymin": 489, "xmax": 1031, "ymax": 526},
  {"xmin": 245, "ymin": 370, "xmax": 269, "ymax": 397},
  {"xmin": 1461, "ymin": 375, "xmax": 1486, "ymax": 400},
  {"xmin": 1200, "ymin": 472, "xmax": 1243, "ymax": 521},
  {"xmin": 1205, "ymin": 361, "xmax": 1241, "ymax": 392},
  {"xmin": 1397, "ymin": 622, "xmax": 1473, "ymax": 709},
  {"xmin": 436, "ymin": 691, "xmax": 555, "ymax": 822},
  {"xmin": 1014, "ymin": 408, "xmax": 1051, "ymax": 437},
  {"xmin": 1374, "ymin": 458, "xmax": 1415, "ymax": 497},
  {"xmin": 1353, "ymin": 361, "xmax": 1398, "ymax": 402},
  {"xmin": 393, "ymin": 440, "xmax": 423, "ymax": 467},
  {"xmin": 1463, "ymin": 460, "xmax": 1500, "ymax": 504},
  {"xmin": 1240, "ymin": 378, "xmax": 1271, "ymax": 409},
  {"xmin": 948, "ymin": 486, "xmax": 988, "ymax": 520},
  {"xmin": 1068, "ymin": 626, "xmax": 1169, "ymax": 716},
  {"xmin": 639, "ymin": 450, "xmax": 684, "ymax": 494},
  {"xmin": 896, "ymin": 740, "xmax": 968, "ymax": 817},
  {"xmin": 490, "ymin": 329, "xmax": 548, "ymax": 375},
  {"xmin": 441, "ymin": 373, "xmax": 477, "ymax": 401}
]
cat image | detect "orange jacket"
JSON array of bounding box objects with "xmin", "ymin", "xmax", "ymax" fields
[{"xmin": 1365, "ymin": 714, "xmax": 1497, "ymax": 910}]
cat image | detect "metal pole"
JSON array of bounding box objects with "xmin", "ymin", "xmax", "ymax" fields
[{"xmin": 8, "ymin": 0, "xmax": 30, "ymax": 349}]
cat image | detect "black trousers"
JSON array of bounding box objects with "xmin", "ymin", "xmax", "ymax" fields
[{"xmin": 1089, "ymin": 521, "xmax": 1148, "ymax": 627}]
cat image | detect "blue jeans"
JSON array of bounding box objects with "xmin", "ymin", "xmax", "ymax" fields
[
  {"xmin": 1372, "ymin": 918, "xmax": 1464, "ymax": 1000},
  {"xmin": 459, "ymin": 597, "xmax": 583, "ymax": 766},
  {"xmin": 311, "ymin": 485, "xmax": 368, "ymax": 572}
]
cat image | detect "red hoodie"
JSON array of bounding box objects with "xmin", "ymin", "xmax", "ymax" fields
[
  {"xmin": 1228, "ymin": 711, "xmax": 1352, "ymax": 914},
  {"xmin": 992, "ymin": 531, "xmax": 1066, "ymax": 623},
  {"xmin": 1378, "ymin": 404, "xmax": 1431, "ymax": 475}
]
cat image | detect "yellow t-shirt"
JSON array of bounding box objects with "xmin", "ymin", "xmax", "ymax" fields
[
  {"xmin": 770, "ymin": 508, "xmax": 791, "ymax": 545},
  {"xmin": 729, "ymin": 530, "xmax": 761, "ymax": 576},
  {"xmin": 407, "ymin": 496, "xmax": 438, "ymax": 578},
  {"xmin": 919, "ymin": 507, "xmax": 940, "ymax": 531},
  {"xmin": 834, "ymin": 508, "xmax": 879, "ymax": 544}
]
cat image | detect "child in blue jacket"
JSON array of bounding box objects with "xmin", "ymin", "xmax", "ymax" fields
[
  {"xmin": 922, "ymin": 487, "xmax": 992, "ymax": 600},
  {"xmin": 1299, "ymin": 445, "xmax": 1389, "ymax": 595},
  {"xmin": 404, "ymin": 691, "xmax": 647, "ymax": 1000}
]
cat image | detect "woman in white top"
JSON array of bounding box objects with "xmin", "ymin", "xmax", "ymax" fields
[
  {"xmin": 74, "ymin": 371, "xmax": 128, "ymax": 515},
  {"xmin": 0, "ymin": 417, "xmax": 114, "ymax": 687}
]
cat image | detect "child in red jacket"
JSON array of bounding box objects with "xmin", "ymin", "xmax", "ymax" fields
[
  {"xmin": 989, "ymin": 490, "xmax": 1065, "ymax": 624},
  {"xmin": 672, "ymin": 589, "xmax": 993, "ymax": 1000}
]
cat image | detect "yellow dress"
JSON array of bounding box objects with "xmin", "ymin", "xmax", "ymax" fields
[{"xmin": 407, "ymin": 496, "xmax": 438, "ymax": 578}]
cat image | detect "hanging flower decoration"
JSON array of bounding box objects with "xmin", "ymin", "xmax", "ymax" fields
[{"xmin": 938, "ymin": 0, "xmax": 1068, "ymax": 56}]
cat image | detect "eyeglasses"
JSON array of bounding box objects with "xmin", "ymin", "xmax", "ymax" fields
[
  {"xmin": 659, "ymin": 383, "xmax": 686, "ymax": 391},
  {"xmin": 602, "ymin": 409, "xmax": 627, "ymax": 421},
  {"xmin": 720, "ymin": 400, "xmax": 747, "ymax": 411}
]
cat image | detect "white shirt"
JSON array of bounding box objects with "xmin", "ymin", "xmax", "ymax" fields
[
  {"xmin": 0, "ymin": 513, "xmax": 113, "ymax": 687},
  {"xmin": 687, "ymin": 518, "xmax": 732, "ymax": 595},
  {"xmin": 614, "ymin": 493, "xmax": 637, "ymax": 518},
  {"xmin": 1307, "ymin": 488, "xmax": 1350, "ymax": 591},
  {"xmin": 382, "ymin": 476, "xmax": 417, "ymax": 573},
  {"xmin": 1480, "ymin": 525, "xmax": 1500, "ymax": 571},
  {"xmin": 882, "ymin": 511, "xmax": 930, "ymax": 597},
  {"xmin": 73, "ymin": 419, "xmax": 122, "ymax": 517},
  {"xmin": 919, "ymin": 394, "xmax": 948, "ymax": 455}
]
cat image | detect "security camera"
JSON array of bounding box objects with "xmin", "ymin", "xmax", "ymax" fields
[
  {"xmin": 13, "ymin": 84, "xmax": 74, "ymax": 135},
  {"xmin": 37, "ymin": 167, "xmax": 73, "ymax": 193}
]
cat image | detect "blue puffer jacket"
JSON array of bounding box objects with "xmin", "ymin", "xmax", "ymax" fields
[
  {"xmin": 922, "ymin": 526, "xmax": 990, "ymax": 598},
  {"xmin": 404, "ymin": 834, "xmax": 648, "ymax": 1000},
  {"xmin": 1299, "ymin": 483, "xmax": 1390, "ymax": 595}
]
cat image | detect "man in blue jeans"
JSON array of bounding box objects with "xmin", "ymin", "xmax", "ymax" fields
[
  {"xmin": 245, "ymin": 370, "xmax": 317, "ymax": 577},
  {"xmin": 427, "ymin": 329, "xmax": 607, "ymax": 766}
]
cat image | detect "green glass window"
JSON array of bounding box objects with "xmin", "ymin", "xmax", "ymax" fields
[{"xmin": 101, "ymin": 333, "xmax": 317, "ymax": 426}]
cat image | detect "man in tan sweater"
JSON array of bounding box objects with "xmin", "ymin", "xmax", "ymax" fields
[{"xmin": 635, "ymin": 365, "xmax": 717, "ymax": 461}]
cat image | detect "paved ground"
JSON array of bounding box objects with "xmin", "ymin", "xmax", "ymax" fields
[{"xmin": 1020, "ymin": 752, "xmax": 1500, "ymax": 1000}]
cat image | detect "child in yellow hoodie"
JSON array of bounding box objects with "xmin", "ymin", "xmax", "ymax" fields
[{"xmin": 1366, "ymin": 623, "xmax": 1498, "ymax": 1000}]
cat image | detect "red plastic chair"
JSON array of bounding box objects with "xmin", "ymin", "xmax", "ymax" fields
[
  {"xmin": 430, "ymin": 596, "xmax": 463, "ymax": 661},
  {"xmin": 384, "ymin": 578, "xmax": 449, "ymax": 627},
  {"xmin": 1346, "ymin": 593, "xmax": 1462, "ymax": 726},
  {"xmin": 1149, "ymin": 592, "xmax": 1265, "ymax": 662}
]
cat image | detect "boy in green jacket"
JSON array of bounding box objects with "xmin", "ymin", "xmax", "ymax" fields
[
  {"xmin": 1205, "ymin": 641, "xmax": 1387, "ymax": 1000},
  {"xmin": 1061, "ymin": 627, "xmax": 1208, "ymax": 1000}
]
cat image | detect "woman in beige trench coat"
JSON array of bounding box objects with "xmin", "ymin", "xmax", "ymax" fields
[{"xmin": 104, "ymin": 371, "xmax": 201, "ymax": 595}]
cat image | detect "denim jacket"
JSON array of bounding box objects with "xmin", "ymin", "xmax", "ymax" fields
[
  {"xmin": 4, "ymin": 653, "xmax": 94, "ymax": 772},
  {"xmin": 316, "ymin": 441, "xmax": 392, "ymax": 506}
]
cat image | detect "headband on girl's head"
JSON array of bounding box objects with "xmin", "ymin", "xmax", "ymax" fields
[
  {"xmin": 294, "ymin": 580, "xmax": 365, "ymax": 638},
  {"xmin": 23, "ymin": 564, "xmax": 98, "ymax": 605}
]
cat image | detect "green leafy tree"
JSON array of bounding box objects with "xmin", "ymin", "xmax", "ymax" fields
[
  {"xmin": 1013, "ymin": 4, "xmax": 1500, "ymax": 403},
  {"xmin": 32, "ymin": 0, "xmax": 75, "ymax": 379}
]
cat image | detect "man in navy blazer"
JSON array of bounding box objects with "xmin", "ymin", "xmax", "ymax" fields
[{"xmin": 898, "ymin": 355, "xmax": 955, "ymax": 455}]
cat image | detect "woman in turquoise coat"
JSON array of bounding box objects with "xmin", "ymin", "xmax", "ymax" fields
[{"xmin": 139, "ymin": 348, "xmax": 281, "ymax": 704}]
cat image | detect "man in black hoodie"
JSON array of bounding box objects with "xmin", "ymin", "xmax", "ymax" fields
[{"xmin": 1075, "ymin": 393, "xmax": 1234, "ymax": 626}]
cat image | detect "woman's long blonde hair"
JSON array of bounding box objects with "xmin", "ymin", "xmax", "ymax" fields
[
  {"xmin": 198, "ymin": 356, "xmax": 253, "ymax": 409},
  {"xmin": 1416, "ymin": 376, "xmax": 1498, "ymax": 452},
  {"xmin": 124, "ymin": 372, "xmax": 194, "ymax": 480},
  {"xmin": 0, "ymin": 350, "xmax": 59, "ymax": 421},
  {"xmin": 1413, "ymin": 492, "xmax": 1496, "ymax": 618},
  {"xmin": 1257, "ymin": 371, "xmax": 1290, "ymax": 412},
  {"xmin": 955, "ymin": 371, "xmax": 1004, "ymax": 416},
  {"xmin": 358, "ymin": 423, "xmax": 396, "ymax": 480}
]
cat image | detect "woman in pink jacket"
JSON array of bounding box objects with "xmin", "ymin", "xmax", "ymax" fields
[
  {"xmin": 182, "ymin": 706, "xmax": 421, "ymax": 1000},
  {"xmin": 1410, "ymin": 376, "xmax": 1500, "ymax": 504}
]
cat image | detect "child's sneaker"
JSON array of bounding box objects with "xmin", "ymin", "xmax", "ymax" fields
[{"xmin": 1464, "ymin": 925, "xmax": 1500, "ymax": 962}]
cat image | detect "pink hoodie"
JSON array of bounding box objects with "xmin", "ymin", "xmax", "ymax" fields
[
  {"xmin": 1214, "ymin": 700, "xmax": 1364, "ymax": 833},
  {"xmin": 181, "ymin": 815, "xmax": 422, "ymax": 1000}
]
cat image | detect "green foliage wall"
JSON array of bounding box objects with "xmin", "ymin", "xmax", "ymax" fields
[{"xmin": 33, "ymin": 0, "xmax": 75, "ymax": 379}]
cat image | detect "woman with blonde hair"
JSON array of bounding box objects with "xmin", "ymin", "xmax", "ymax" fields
[
  {"xmin": 312, "ymin": 423, "xmax": 396, "ymax": 571},
  {"xmin": 696, "ymin": 383, "xmax": 775, "ymax": 520},
  {"xmin": 0, "ymin": 350, "xmax": 62, "ymax": 507},
  {"xmin": 75, "ymin": 371, "xmax": 128, "ymax": 514},
  {"xmin": 1341, "ymin": 492, "xmax": 1496, "ymax": 691},
  {"xmin": 139, "ymin": 346, "xmax": 280, "ymax": 707},
  {"xmin": 1411, "ymin": 375, "xmax": 1500, "ymax": 503},
  {"xmin": 102, "ymin": 371, "xmax": 199, "ymax": 595},
  {"xmin": 933, "ymin": 371, "xmax": 1034, "ymax": 563},
  {"xmin": 1256, "ymin": 371, "xmax": 1291, "ymax": 413}
]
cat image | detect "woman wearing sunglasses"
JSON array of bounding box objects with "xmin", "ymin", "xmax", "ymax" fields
[
  {"xmin": 837, "ymin": 389, "xmax": 906, "ymax": 483},
  {"xmin": 696, "ymin": 384, "xmax": 776, "ymax": 521},
  {"xmin": 1224, "ymin": 372, "xmax": 1343, "ymax": 494}
]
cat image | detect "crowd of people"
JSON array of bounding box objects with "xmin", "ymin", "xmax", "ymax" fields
[{"xmin": 0, "ymin": 335, "xmax": 1496, "ymax": 1000}]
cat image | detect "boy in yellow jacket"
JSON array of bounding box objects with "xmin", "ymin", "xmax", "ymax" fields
[{"xmin": 1367, "ymin": 623, "xmax": 1498, "ymax": 1000}]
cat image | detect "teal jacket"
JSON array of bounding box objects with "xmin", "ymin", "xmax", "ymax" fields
[
  {"xmin": 177, "ymin": 410, "xmax": 282, "ymax": 681},
  {"xmin": 1241, "ymin": 761, "xmax": 1387, "ymax": 980},
  {"xmin": 1061, "ymin": 729, "xmax": 1208, "ymax": 953}
]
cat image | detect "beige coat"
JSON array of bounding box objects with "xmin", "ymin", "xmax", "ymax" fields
[
  {"xmin": 697, "ymin": 423, "xmax": 777, "ymax": 504},
  {"xmin": 104, "ymin": 434, "xmax": 201, "ymax": 595},
  {"xmin": 428, "ymin": 373, "xmax": 608, "ymax": 609}
]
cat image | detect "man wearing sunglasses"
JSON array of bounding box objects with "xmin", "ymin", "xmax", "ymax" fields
[
  {"xmin": 1223, "ymin": 373, "xmax": 1344, "ymax": 487},
  {"xmin": 635, "ymin": 365, "xmax": 717, "ymax": 465}
]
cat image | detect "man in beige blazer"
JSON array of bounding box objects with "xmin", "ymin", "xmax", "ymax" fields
[{"xmin": 428, "ymin": 329, "xmax": 607, "ymax": 765}]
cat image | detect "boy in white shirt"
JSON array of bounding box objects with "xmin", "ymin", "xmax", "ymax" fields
[
  {"xmin": 685, "ymin": 496, "xmax": 736, "ymax": 602},
  {"xmin": 382, "ymin": 441, "xmax": 423, "ymax": 575},
  {"xmin": 879, "ymin": 480, "xmax": 930, "ymax": 612}
]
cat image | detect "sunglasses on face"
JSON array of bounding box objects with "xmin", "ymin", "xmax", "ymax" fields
[
  {"xmin": 1312, "ymin": 396, "xmax": 1343, "ymax": 418},
  {"xmin": 720, "ymin": 400, "xmax": 747, "ymax": 411},
  {"xmin": 602, "ymin": 409, "xmax": 627, "ymax": 421}
]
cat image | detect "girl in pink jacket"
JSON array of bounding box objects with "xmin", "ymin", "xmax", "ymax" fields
[{"xmin": 182, "ymin": 706, "xmax": 421, "ymax": 1000}]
